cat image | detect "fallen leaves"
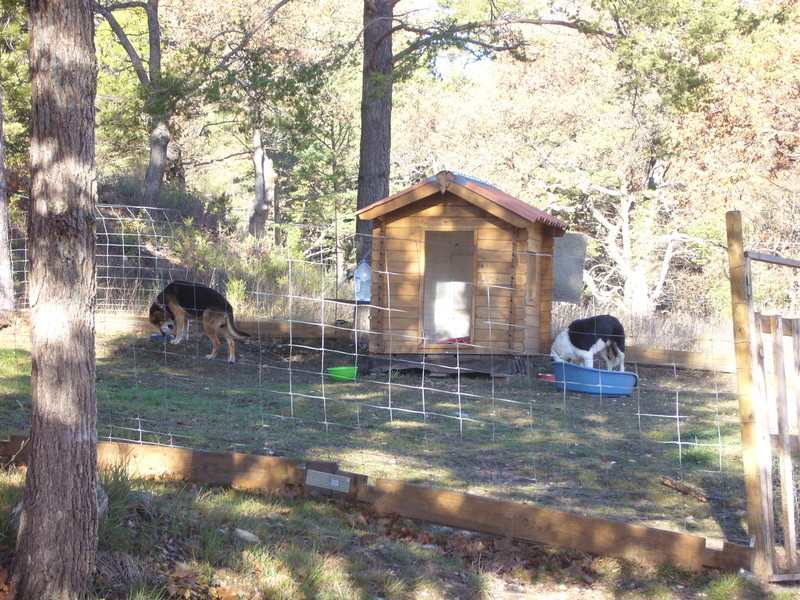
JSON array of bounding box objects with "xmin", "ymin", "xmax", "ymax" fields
[
  {"xmin": 161, "ymin": 562, "xmax": 244, "ymax": 600},
  {"xmin": 350, "ymin": 504, "xmax": 603, "ymax": 590},
  {"xmin": 0, "ymin": 569, "xmax": 19, "ymax": 600}
]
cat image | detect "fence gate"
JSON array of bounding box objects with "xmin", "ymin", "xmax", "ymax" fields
[{"xmin": 727, "ymin": 210, "xmax": 800, "ymax": 581}]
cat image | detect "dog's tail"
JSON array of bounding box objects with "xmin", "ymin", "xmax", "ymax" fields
[{"xmin": 226, "ymin": 313, "xmax": 251, "ymax": 339}]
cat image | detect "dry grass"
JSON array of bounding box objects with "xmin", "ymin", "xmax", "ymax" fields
[{"xmin": 0, "ymin": 467, "xmax": 790, "ymax": 600}]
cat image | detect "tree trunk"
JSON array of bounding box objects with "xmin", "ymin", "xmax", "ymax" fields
[
  {"xmin": 248, "ymin": 127, "xmax": 276, "ymax": 237},
  {"xmin": 15, "ymin": 0, "xmax": 99, "ymax": 597},
  {"xmin": 272, "ymin": 164, "xmax": 281, "ymax": 247},
  {"xmin": 355, "ymin": 0, "xmax": 393, "ymax": 263},
  {"xmin": 0, "ymin": 80, "xmax": 14, "ymax": 312},
  {"xmin": 141, "ymin": 120, "xmax": 170, "ymax": 206}
]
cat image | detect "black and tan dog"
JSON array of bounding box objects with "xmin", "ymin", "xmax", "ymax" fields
[{"xmin": 149, "ymin": 280, "xmax": 250, "ymax": 363}]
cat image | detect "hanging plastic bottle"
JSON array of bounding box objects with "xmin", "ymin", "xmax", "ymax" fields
[{"xmin": 354, "ymin": 259, "xmax": 372, "ymax": 302}]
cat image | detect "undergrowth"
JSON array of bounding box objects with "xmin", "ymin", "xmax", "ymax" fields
[{"xmin": 0, "ymin": 466, "xmax": 794, "ymax": 600}]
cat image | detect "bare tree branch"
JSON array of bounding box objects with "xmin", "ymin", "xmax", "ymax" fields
[
  {"xmin": 97, "ymin": 1, "xmax": 146, "ymax": 9},
  {"xmin": 201, "ymin": 0, "xmax": 294, "ymax": 79},
  {"xmin": 93, "ymin": 2, "xmax": 149, "ymax": 86},
  {"xmin": 391, "ymin": 17, "xmax": 615, "ymax": 63},
  {"xmin": 145, "ymin": 0, "xmax": 160, "ymax": 81},
  {"xmin": 188, "ymin": 151, "xmax": 251, "ymax": 169}
]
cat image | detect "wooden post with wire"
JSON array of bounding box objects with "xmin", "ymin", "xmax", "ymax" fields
[{"xmin": 726, "ymin": 210, "xmax": 774, "ymax": 578}]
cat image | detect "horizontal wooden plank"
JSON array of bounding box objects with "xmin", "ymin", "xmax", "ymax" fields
[
  {"xmin": 98, "ymin": 314, "xmax": 352, "ymax": 340},
  {"xmin": 383, "ymin": 261, "xmax": 424, "ymax": 275},
  {"xmin": 478, "ymin": 227, "xmax": 527, "ymax": 241},
  {"xmin": 380, "ymin": 239, "xmax": 526, "ymax": 257},
  {"xmin": 757, "ymin": 314, "xmax": 800, "ymax": 337},
  {"xmin": 403, "ymin": 203, "xmax": 491, "ymax": 219},
  {"xmin": 626, "ymin": 346, "xmax": 735, "ymax": 373},
  {"xmin": 382, "ymin": 239, "xmax": 425, "ymax": 254},
  {"xmin": 378, "ymin": 282, "xmax": 422, "ymax": 297},
  {"xmin": 373, "ymin": 341, "xmax": 434, "ymax": 353},
  {"xmin": 377, "ymin": 305, "xmax": 423, "ymax": 316},
  {"xmin": 746, "ymin": 251, "xmax": 800, "ymax": 269},
  {"xmin": 373, "ymin": 295, "xmax": 421, "ymax": 307},
  {"xmin": 476, "ymin": 249, "xmax": 514, "ymax": 262},
  {"xmin": 357, "ymin": 478, "xmax": 750, "ymax": 572},
  {"xmin": 96, "ymin": 441, "xmax": 299, "ymax": 490},
  {"xmin": 385, "ymin": 217, "xmax": 510, "ymax": 232},
  {"xmin": 373, "ymin": 303, "xmax": 422, "ymax": 315},
  {"xmin": 2, "ymin": 435, "xmax": 300, "ymax": 491},
  {"xmin": 372, "ymin": 315, "xmax": 420, "ymax": 328},
  {"xmin": 474, "ymin": 239, "xmax": 519, "ymax": 252},
  {"xmin": 0, "ymin": 435, "xmax": 749, "ymax": 572},
  {"xmin": 476, "ymin": 262, "xmax": 514, "ymax": 276},
  {"xmin": 473, "ymin": 289, "xmax": 515, "ymax": 301},
  {"xmin": 472, "ymin": 331, "xmax": 515, "ymax": 345}
]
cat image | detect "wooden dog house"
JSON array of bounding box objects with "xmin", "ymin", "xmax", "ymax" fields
[{"xmin": 356, "ymin": 171, "xmax": 567, "ymax": 373}]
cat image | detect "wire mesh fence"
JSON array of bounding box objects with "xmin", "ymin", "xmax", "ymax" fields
[{"xmin": 1, "ymin": 204, "xmax": 753, "ymax": 547}]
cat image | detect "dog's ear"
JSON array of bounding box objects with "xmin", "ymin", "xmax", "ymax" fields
[
  {"xmin": 149, "ymin": 303, "xmax": 165, "ymax": 324},
  {"xmin": 150, "ymin": 302, "xmax": 175, "ymax": 321}
]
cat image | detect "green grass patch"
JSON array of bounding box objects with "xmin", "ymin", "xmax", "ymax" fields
[{"xmin": 0, "ymin": 324, "xmax": 750, "ymax": 545}]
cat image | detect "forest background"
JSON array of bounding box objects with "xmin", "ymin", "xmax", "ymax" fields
[{"xmin": 1, "ymin": 0, "xmax": 799, "ymax": 324}]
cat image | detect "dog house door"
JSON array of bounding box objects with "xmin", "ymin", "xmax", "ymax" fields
[{"xmin": 423, "ymin": 231, "xmax": 474, "ymax": 343}]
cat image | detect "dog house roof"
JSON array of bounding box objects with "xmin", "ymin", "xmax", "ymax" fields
[{"xmin": 356, "ymin": 170, "xmax": 568, "ymax": 232}]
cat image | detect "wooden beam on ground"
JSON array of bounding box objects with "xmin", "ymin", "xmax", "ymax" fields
[
  {"xmin": 626, "ymin": 346, "xmax": 734, "ymax": 373},
  {"xmin": 95, "ymin": 440, "xmax": 300, "ymax": 490},
  {"xmin": 0, "ymin": 435, "xmax": 752, "ymax": 573},
  {"xmin": 356, "ymin": 478, "xmax": 750, "ymax": 572},
  {"xmin": 2, "ymin": 435, "xmax": 299, "ymax": 491},
  {"xmin": 96, "ymin": 313, "xmax": 353, "ymax": 341}
]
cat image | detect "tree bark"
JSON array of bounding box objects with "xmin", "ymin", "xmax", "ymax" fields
[
  {"xmin": 15, "ymin": 0, "xmax": 99, "ymax": 597},
  {"xmin": 355, "ymin": 0, "xmax": 394, "ymax": 263},
  {"xmin": 248, "ymin": 127, "xmax": 276, "ymax": 237},
  {"xmin": 141, "ymin": 120, "xmax": 170, "ymax": 206},
  {"xmin": 0, "ymin": 80, "xmax": 14, "ymax": 312}
]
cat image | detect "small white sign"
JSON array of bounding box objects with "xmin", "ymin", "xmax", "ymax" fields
[{"xmin": 305, "ymin": 469, "xmax": 352, "ymax": 493}]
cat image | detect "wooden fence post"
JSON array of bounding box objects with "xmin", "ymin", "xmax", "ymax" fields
[
  {"xmin": 726, "ymin": 210, "xmax": 774, "ymax": 577},
  {"xmin": 771, "ymin": 315, "xmax": 798, "ymax": 571}
]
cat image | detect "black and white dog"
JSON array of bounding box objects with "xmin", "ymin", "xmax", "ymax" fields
[{"xmin": 550, "ymin": 314, "xmax": 626, "ymax": 371}]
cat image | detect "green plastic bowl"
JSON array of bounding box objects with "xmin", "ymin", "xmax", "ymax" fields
[{"xmin": 327, "ymin": 366, "xmax": 358, "ymax": 382}]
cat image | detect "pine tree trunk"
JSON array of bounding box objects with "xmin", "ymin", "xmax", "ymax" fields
[
  {"xmin": 0, "ymin": 81, "xmax": 14, "ymax": 312},
  {"xmin": 141, "ymin": 120, "xmax": 170, "ymax": 206},
  {"xmin": 15, "ymin": 0, "xmax": 99, "ymax": 596},
  {"xmin": 355, "ymin": 0, "xmax": 393, "ymax": 263}
]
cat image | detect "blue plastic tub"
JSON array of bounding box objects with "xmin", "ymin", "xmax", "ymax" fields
[{"xmin": 552, "ymin": 361, "xmax": 638, "ymax": 397}]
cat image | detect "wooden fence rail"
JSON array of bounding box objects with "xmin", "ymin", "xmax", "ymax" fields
[{"xmin": 0, "ymin": 434, "xmax": 752, "ymax": 573}]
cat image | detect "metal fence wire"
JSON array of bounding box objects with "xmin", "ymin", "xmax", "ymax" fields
[{"xmin": 2, "ymin": 204, "xmax": 753, "ymax": 550}]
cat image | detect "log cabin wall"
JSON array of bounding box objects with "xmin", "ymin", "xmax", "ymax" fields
[
  {"xmin": 368, "ymin": 192, "xmax": 538, "ymax": 355},
  {"xmin": 360, "ymin": 171, "xmax": 567, "ymax": 359},
  {"xmin": 472, "ymin": 208, "xmax": 517, "ymax": 353},
  {"xmin": 523, "ymin": 223, "xmax": 556, "ymax": 354}
]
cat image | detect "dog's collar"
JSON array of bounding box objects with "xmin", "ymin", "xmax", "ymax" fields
[{"xmin": 158, "ymin": 303, "xmax": 175, "ymax": 321}]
